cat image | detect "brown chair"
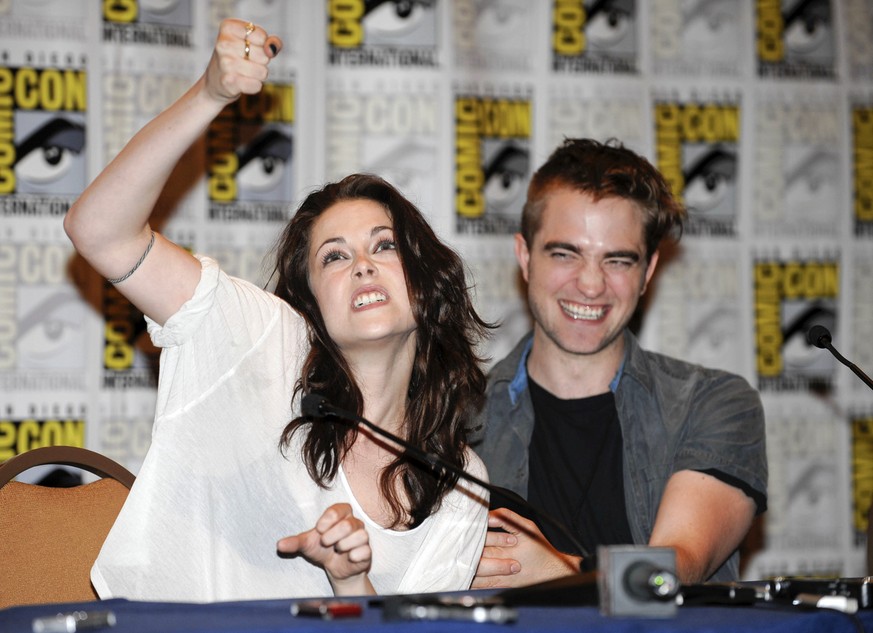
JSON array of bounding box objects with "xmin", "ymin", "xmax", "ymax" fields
[{"xmin": 0, "ymin": 446, "xmax": 135, "ymax": 608}]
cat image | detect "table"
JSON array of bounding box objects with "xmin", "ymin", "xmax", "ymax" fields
[{"xmin": 2, "ymin": 595, "xmax": 871, "ymax": 633}]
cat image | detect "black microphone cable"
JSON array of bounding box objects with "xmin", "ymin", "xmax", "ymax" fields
[{"xmin": 301, "ymin": 392, "xmax": 599, "ymax": 571}]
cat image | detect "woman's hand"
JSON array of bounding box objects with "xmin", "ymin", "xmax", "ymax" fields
[
  {"xmin": 204, "ymin": 18, "xmax": 283, "ymax": 106},
  {"xmin": 277, "ymin": 503, "xmax": 375, "ymax": 596}
]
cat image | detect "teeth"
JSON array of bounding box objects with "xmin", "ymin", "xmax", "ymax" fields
[
  {"xmin": 354, "ymin": 292, "xmax": 387, "ymax": 308},
  {"xmin": 560, "ymin": 301, "xmax": 605, "ymax": 320}
]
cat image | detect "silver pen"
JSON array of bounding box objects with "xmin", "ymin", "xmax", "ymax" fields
[{"xmin": 32, "ymin": 610, "xmax": 116, "ymax": 633}]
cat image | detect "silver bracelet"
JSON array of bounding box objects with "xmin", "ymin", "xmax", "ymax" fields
[{"xmin": 107, "ymin": 230, "xmax": 156, "ymax": 284}]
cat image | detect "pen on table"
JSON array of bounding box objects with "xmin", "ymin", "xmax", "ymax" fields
[
  {"xmin": 791, "ymin": 593, "xmax": 859, "ymax": 614},
  {"xmin": 32, "ymin": 610, "xmax": 116, "ymax": 633}
]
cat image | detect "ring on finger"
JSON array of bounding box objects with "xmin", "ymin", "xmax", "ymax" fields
[
  {"xmin": 245, "ymin": 21, "xmax": 255, "ymax": 36},
  {"xmin": 244, "ymin": 38, "xmax": 251, "ymax": 59}
]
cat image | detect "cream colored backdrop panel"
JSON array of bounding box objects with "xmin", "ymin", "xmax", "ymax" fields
[{"xmin": 0, "ymin": 0, "xmax": 870, "ymax": 580}]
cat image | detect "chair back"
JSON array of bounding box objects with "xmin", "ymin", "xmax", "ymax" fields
[{"xmin": 0, "ymin": 446, "xmax": 135, "ymax": 608}]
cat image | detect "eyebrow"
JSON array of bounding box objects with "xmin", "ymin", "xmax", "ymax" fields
[
  {"xmin": 543, "ymin": 241, "xmax": 641, "ymax": 262},
  {"xmin": 314, "ymin": 225, "xmax": 394, "ymax": 253}
]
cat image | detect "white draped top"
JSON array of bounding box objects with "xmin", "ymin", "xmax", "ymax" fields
[{"xmin": 91, "ymin": 256, "xmax": 489, "ymax": 602}]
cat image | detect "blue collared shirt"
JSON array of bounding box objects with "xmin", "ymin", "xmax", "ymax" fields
[{"xmin": 506, "ymin": 336, "xmax": 624, "ymax": 406}]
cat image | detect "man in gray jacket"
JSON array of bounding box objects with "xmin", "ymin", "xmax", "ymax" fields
[{"xmin": 471, "ymin": 138, "xmax": 767, "ymax": 587}]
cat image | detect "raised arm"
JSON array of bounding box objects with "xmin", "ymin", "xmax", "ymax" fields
[{"xmin": 64, "ymin": 19, "xmax": 282, "ymax": 325}]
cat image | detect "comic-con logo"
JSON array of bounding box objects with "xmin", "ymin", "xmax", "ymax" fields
[
  {"xmin": 325, "ymin": 84, "xmax": 438, "ymax": 211},
  {"xmin": 756, "ymin": 0, "xmax": 835, "ymax": 78},
  {"xmin": 207, "ymin": 83, "xmax": 294, "ymax": 222},
  {"xmin": 103, "ymin": 0, "xmax": 194, "ymax": 47},
  {"xmin": 0, "ymin": 419, "xmax": 85, "ymax": 462},
  {"xmin": 852, "ymin": 415, "xmax": 873, "ymax": 543},
  {"xmin": 0, "ymin": 66, "xmax": 86, "ymax": 198},
  {"xmin": 328, "ymin": 0, "xmax": 439, "ymax": 67},
  {"xmin": 0, "ymin": 243, "xmax": 87, "ymax": 381},
  {"xmin": 455, "ymin": 93, "xmax": 531, "ymax": 235},
  {"xmin": 754, "ymin": 257, "xmax": 838, "ymax": 391},
  {"xmin": 654, "ymin": 100, "xmax": 739, "ymax": 237},
  {"xmin": 102, "ymin": 281, "xmax": 159, "ymax": 389},
  {"xmin": 552, "ymin": 0, "xmax": 637, "ymax": 73},
  {"xmin": 853, "ymin": 107, "xmax": 873, "ymax": 237}
]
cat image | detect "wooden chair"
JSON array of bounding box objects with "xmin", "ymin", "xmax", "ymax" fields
[{"xmin": 0, "ymin": 446, "xmax": 135, "ymax": 608}]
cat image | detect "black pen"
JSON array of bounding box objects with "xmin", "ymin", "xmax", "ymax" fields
[{"xmin": 32, "ymin": 610, "xmax": 116, "ymax": 633}]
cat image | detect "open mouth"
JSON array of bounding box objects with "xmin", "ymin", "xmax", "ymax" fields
[
  {"xmin": 559, "ymin": 300, "xmax": 606, "ymax": 320},
  {"xmin": 353, "ymin": 291, "xmax": 387, "ymax": 309}
]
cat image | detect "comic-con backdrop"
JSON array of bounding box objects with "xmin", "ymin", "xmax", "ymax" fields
[{"xmin": 1, "ymin": 0, "xmax": 871, "ymax": 580}]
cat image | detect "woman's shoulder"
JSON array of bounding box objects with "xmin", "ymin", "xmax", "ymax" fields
[
  {"xmin": 202, "ymin": 256, "xmax": 306, "ymax": 327},
  {"xmin": 149, "ymin": 255, "xmax": 306, "ymax": 355},
  {"xmin": 462, "ymin": 445, "xmax": 488, "ymax": 480}
]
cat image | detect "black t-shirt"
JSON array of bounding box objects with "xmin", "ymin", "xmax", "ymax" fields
[{"xmin": 526, "ymin": 376, "xmax": 634, "ymax": 557}]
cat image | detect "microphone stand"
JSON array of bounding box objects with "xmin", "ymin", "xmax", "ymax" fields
[
  {"xmin": 303, "ymin": 393, "xmax": 683, "ymax": 613},
  {"xmin": 301, "ymin": 393, "xmax": 596, "ymax": 569},
  {"xmin": 807, "ymin": 324, "xmax": 873, "ymax": 392}
]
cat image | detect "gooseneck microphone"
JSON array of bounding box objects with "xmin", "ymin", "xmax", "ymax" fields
[
  {"xmin": 301, "ymin": 392, "xmax": 596, "ymax": 569},
  {"xmin": 806, "ymin": 325, "xmax": 873, "ymax": 391},
  {"xmin": 303, "ymin": 393, "xmax": 682, "ymax": 610}
]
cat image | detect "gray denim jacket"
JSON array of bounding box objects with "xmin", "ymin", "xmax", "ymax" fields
[{"xmin": 471, "ymin": 330, "xmax": 767, "ymax": 582}]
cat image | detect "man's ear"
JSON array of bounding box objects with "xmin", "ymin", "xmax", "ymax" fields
[
  {"xmin": 641, "ymin": 249, "xmax": 660, "ymax": 295},
  {"xmin": 514, "ymin": 233, "xmax": 531, "ymax": 283}
]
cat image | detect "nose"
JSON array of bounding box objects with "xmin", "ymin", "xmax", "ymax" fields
[
  {"xmin": 575, "ymin": 260, "xmax": 605, "ymax": 296},
  {"xmin": 352, "ymin": 254, "xmax": 376, "ymax": 278}
]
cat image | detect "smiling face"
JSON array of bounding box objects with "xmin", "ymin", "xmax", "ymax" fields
[
  {"xmin": 307, "ymin": 199, "xmax": 417, "ymax": 355},
  {"xmin": 517, "ymin": 187, "xmax": 658, "ymax": 370}
]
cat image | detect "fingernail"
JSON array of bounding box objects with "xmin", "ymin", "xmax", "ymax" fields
[
  {"xmin": 510, "ymin": 563, "xmax": 521, "ymax": 574},
  {"xmin": 506, "ymin": 535, "xmax": 517, "ymax": 545}
]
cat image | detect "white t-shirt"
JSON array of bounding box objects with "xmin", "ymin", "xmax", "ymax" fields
[{"xmin": 91, "ymin": 256, "xmax": 489, "ymax": 602}]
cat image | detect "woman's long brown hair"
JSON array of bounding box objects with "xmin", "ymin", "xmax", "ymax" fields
[{"xmin": 273, "ymin": 174, "xmax": 491, "ymax": 529}]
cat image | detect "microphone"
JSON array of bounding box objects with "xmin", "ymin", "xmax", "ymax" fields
[
  {"xmin": 301, "ymin": 393, "xmax": 597, "ymax": 569},
  {"xmin": 806, "ymin": 325, "xmax": 873, "ymax": 391},
  {"xmin": 806, "ymin": 324, "xmax": 831, "ymax": 349},
  {"xmin": 623, "ymin": 561, "xmax": 680, "ymax": 602},
  {"xmin": 304, "ymin": 393, "xmax": 682, "ymax": 611}
]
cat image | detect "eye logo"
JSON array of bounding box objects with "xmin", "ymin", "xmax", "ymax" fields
[
  {"xmin": 483, "ymin": 142, "xmax": 529, "ymax": 215},
  {"xmin": 585, "ymin": 0, "xmax": 634, "ymax": 51},
  {"xmin": 682, "ymin": 145, "xmax": 736, "ymax": 222},
  {"xmin": 781, "ymin": 300, "xmax": 836, "ymax": 372},
  {"xmin": 364, "ymin": 0, "xmax": 433, "ymax": 42},
  {"xmin": 235, "ymin": 128, "xmax": 293, "ymax": 201},
  {"xmin": 14, "ymin": 116, "xmax": 85, "ymax": 194},
  {"xmin": 756, "ymin": 0, "xmax": 835, "ymax": 77},
  {"xmin": 18, "ymin": 288, "xmax": 85, "ymax": 370},
  {"xmin": 782, "ymin": 0, "xmax": 832, "ymax": 61},
  {"xmin": 328, "ymin": 0, "xmax": 438, "ymax": 66}
]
